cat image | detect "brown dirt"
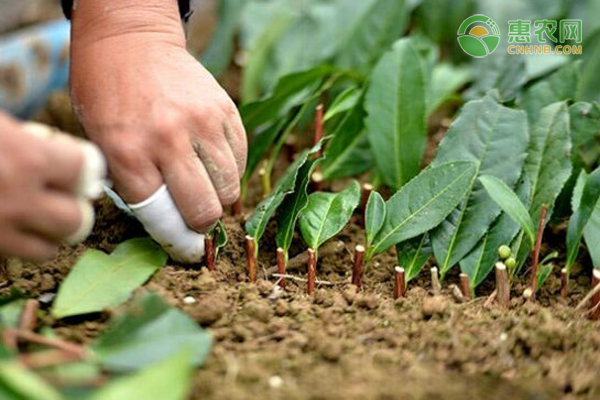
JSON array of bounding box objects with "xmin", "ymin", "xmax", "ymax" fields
[{"xmin": 1, "ymin": 194, "xmax": 599, "ymax": 400}]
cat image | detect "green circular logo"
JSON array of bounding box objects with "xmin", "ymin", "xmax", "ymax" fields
[{"xmin": 457, "ymin": 14, "xmax": 500, "ymax": 58}]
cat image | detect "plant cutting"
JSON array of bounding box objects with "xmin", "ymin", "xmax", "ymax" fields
[{"xmin": 298, "ymin": 181, "xmax": 361, "ymax": 293}]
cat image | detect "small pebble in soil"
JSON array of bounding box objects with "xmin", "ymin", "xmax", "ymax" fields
[
  {"xmin": 268, "ymin": 375, "xmax": 284, "ymax": 389},
  {"xmin": 183, "ymin": 296, "xmax": 196, "ymax": 305},
  {"xmin": 38, "ymin": 293, "xmax": 55, "ymax": 304},
  {"xmin": 421, "ymin": 295, "xmax": 448, "ymax": 319},
  {"xmin": 256, "ymin": 280, "xmax": 274, "ymax": 297},
  {"xmin": 342, "ymin": 285, "xmax": 358, "ymax": 304}
]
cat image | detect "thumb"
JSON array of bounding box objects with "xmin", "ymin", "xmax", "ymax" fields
[{"xmin": 128, "ymin": 185, "xmax": 205, "ymax": 263}]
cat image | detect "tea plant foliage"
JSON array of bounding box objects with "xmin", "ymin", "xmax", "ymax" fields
[
  {"xmin": 365, "ymin": 37, "xmax": 427, "ymax": 190},
  {"xmin": 430, "ymin": 94, "xmax": 529, "ymax": 276},
  {"xmin": 570, "ymin": 169, "xmax": 600, "ymax": 271},
  {"xmin": 512, "ymin": 102, "xmax": 572, "ymax": 268},
  {"xmin": 93, "ymin": 293, "xmax": 212, "ymax": 372},
  {"xmin": 299, "ymin": 181, "xmax": 361, "ymax": 251},
  {"xmin": 89, "ymin": 351, "xmax": 193, "ymax": 400},
  {"xmin": 397, "ymin": 234, "xmax": 432, "ymax": 284},
  {"xmin": 479, "ymin": 175, "xmax": 535, "ymax": 246},
  {"xmin": 52, "ymin": 238, "xmax": 167, "ymax": 319},
  {"xmin": 322, "ymin": 97, "xmax": 372, "ymax": 180},
  {"xmin": 276, "ymin": 159, "xmax": 320, "ymax": 256},
  {"xmin": 245, "ymin": 141, "xmax": 323, "ymax": 247},
  {"xmin": 365, "ymin": 191, "xmax": 386, "ymax": 247},
  {"xmin": 368, "ymin": 161, "xmax": 477, "ymax": 259},
  {"xmin": 0, "ymin": 358, "xmax": 63, "ymax": 400}
]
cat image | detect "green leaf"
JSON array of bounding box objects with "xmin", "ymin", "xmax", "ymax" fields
[
  {"xmin": 88, "ymin": 351, "xmax": 193, "ymax": 400},
  {"xmin": 322, "ymin": 97, "xmax": 373, "ymax": 180},
  {"xmin": 427, "ymin": 62, "xmax": 471, "ymax": 115},
  {"xmin": 479, "ymin": 175, "xmax": 535, "ymax": 246},
  {"xmin": 241, "ymin": 12, "xmax": 295, "ymax": 102},
  {"xmin": 366, "ymin": 37, "xmax": 427, "ymax": 190},
  {"xmin": 566, "ymin": 166, "xmax": 600, "ymax": 272},
  {"xmin": 323, "ymin": 86, "xmax": 362, "ymax": 122},
  {"xmin": 578, "ymin": 29, "xmax": 600, "ymax": 101},
  {"xmin": 200, "ymin": 0, "xmax": 245, "ymax": 77},
  {"xmin": 52, "ymin": 238, "xmax": 167, "ymax": 319},
  {"xmin": 0, "ymin": 299, "xmax": 26, "ymax": 328},
  {"xmin": 335, "ymin": 0, "xmax": 408, "ymax": 73},
  {"xmin": 397, "ymin": 234, "xmax": 432, "ymax": 283},
  {"xmin": 430, "ymin": 95, "xmax": 529, "ymax": 276},
  {"xmin": 570, "ymin": 102, "xmax": 600, "ymax": 171},
  {"xmin": 513, "ymin": 102, "xmax": 572, "ymax": 266},
  {"xmin": 0, "ymin": 361, "xmax": 63, "ymax": 400},
  {"xmin": 213, "ymin": 220, "xmax": 228, "ymax": 258},
  {"xmin": 520, "ymin": 62, "xmax": 580, "ymax": 124},
  {"xmin": 365, "ymin": 191, "xmax": 386, "ymax": 247},
  {"xmin": 275, "ymin": 158, "xmax": 320, "ymax": 254},
  {"xmin": 369, "ymin": 161, "xmax": 478, "ymax": 258},
  {"xmin": 241, "ymin": 65, "xmax": 334, "ymax": 132},
  {"xmin": 299, "ymin": 181, "xmax": 361, "ymax": 250},
  {"xmin": 536, "ymin": 263, "xmax": 554, "ymax": 292},
  {"xmin": 93, "ymin": 293, "xmax": 211, "ymax": 372},
  {"xmin": 460, "ymin": 179, "xmax": 530, "ymax": 287},
  {"xmin": 245, "ymin": 142, "xmax": 323, "ymax": 246}
]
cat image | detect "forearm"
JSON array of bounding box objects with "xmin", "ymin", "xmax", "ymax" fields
[{"xmin": 70, "ymin": 0, "xmax": 186, "ymax": 49}]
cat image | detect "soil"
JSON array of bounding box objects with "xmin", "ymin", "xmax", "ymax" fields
[{"xmin": 1, "ymin": 190, "xmax": 599, "ymax": 400}]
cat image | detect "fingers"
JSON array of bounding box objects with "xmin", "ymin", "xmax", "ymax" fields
[
  {"xmin": 129, "ymin": 185, "xmax": 205, "ymax": 263},
  {"xmin": 222, "ymin": 108, "xmax": 248, "ymax": 177},
  {"xmin": 159, "ymin": 146, "xmax": 222, "ymax": 233},
  {"xmin": 20, "ymin": 194, "xmax": 90, "ymax": 243},
  {"xmin": 22, "ymin": 122, "xmax": 107, "ymax": 199},
  {"xmin": 0, "ymin": 231, "xmax": 58, "ymax": 262},
  {"xmin": 192, "ymin": 129, "xmax": 241, "ymax": 206}
]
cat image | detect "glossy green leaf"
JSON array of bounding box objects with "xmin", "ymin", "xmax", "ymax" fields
[
  {"xmin": 323, "ymin": 86, "xmax": 362, "ymax": 122},
  {"xmin": 460, "ymin": 179, "xmax": 530, "ymax": 287},
  {"xmin": 366, "ymin": 38, "xmax": 427, "ymax": 190},
  {"xmin": 299, "ymin": 181, "xmax": 361, "ymax": 250},
  {"xmin": 513, "ymin": 102, "xmax": 572, "ymax": 267},
  {"xmin": 89, "ymin": 351, "xmax": 193, "ymax": 400},
  {"xmin": 430, "ymin": 95, "xmax": 529, "ymax": 276},
  {"xmin": 52, "ymin": 238, "xmax": 167, "ymax": 319},
  {"xmin": 536, "ymin": 263, "xmax": 554, "ymax": 292},
  {"xmin": 93, "ymin": 293, "xmax": 211, "ymax": 372},
  {"xmin": 480, "ymin": 175, "xmax": 535, "ymax": 246},
  {"xmin": 322, "ymin": 98, "xmax": 372, "ymax": 180},
  {"xmin": 365, "ymin": 191, "xmax": 386, "ymax": 247},
  {"xmin": 369, "ymin": 161, "xmax": 477, "ymax": 258},
  {"xmin": 335, "ymin": 0, "xmax": 408, "ymax": 73},
  {"xmin": 573, "ymin": 171, "xmax": 600, "ymax": 269},
  {"xmin": 276, "ymin": 158, "xmax": 320, "ymax": 254},
  {"xmin": 566, "ymin": 166, "xmax": 600, "ymax": 272},
  {"xmin": 397, "ymin": 234, "xmax": 432, "ymax": 283},
  {"xmin": 0, "ymin": 361, "xmax": 63, "ymax": 400},
  {"xmin": 245, "ymin": 142, "xmax": 323, "ymax": 246},
  {"xmin": 200, "ymin": 0, "xmax": 245, "ymax": 77}
]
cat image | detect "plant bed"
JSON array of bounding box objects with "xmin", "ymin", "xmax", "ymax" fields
[{"xmin": 1, "ymin": 196, "xmax": 599, "ymax": 400}]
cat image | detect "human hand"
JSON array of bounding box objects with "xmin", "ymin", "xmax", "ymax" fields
[
  {"xmin": 69, "ymin": 1, "xmax": 247, "ymax": 262},
  {"xmin": 0, "ymin": 115, "xmax": 106, "ymax": 261}
]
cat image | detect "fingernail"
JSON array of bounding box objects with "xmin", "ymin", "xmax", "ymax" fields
[{"xmin": 76, "ymin": 141, "xmax": 107, "ymax": 199}]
